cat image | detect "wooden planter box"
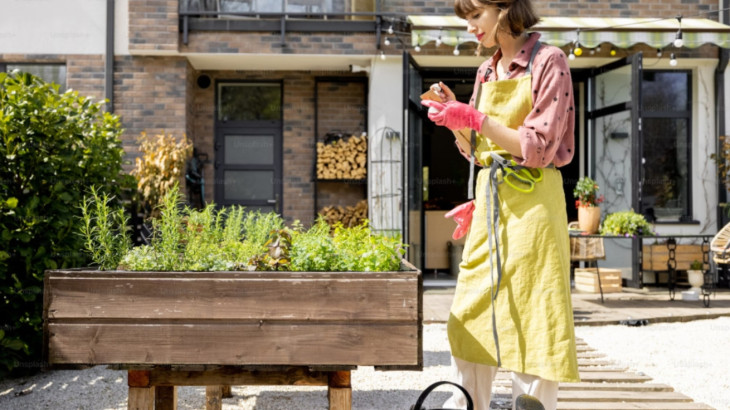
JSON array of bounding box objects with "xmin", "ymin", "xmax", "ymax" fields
[
  {"xmin": 575, "ymin": 268, "xmax": 622, "ymax": 293},
  {"xmin": 44, "ymin": 263, "xmax": 422, "ymax": 409}
]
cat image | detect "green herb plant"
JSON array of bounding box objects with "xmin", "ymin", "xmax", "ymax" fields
[
  {"xmin": 79, "ymin": 186, "xmax": 132, "ymax": 270},
  {"xmin": 600, "ymin": 211, "xmax": 654, "ymax": 237},
  {"xmin": 689, "ymin": 260, "xmax": 703, "ymax": 271}
]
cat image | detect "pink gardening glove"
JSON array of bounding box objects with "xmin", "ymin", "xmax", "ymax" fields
[
  {"xmin": 444, "ymin": 200, "xmax": 475, "ymax": 240},
  {"xmin": 421, "ymin": 100, "xmax": 486, "ymax": 132}
]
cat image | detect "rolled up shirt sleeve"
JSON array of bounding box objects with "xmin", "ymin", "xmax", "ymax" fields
[{"xmin": 516, "ymin": 48, "xmax": 575, "ymax": 168}]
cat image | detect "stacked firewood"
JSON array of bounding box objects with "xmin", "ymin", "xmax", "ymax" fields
[
  {"xmin": 319, "ymin": 200, "xmax": 368, "ymax": 227},
  {"xmin": 316, "ymin": 135, "xmax": 367, "ymax": 180}
]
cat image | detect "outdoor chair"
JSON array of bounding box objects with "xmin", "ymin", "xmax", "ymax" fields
[{"xmin": 711, "ymin": 222, "xmax": 730, "ymax": 264}]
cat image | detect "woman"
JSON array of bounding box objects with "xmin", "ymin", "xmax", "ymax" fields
[{"xmin": 420, "ymin": 0, "xmax": 580, "ymax": 409}]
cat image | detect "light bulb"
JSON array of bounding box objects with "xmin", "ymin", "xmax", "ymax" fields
[
  {"xmin": 674, "ymin": 30, "xmax": 684, "ymax": 48},
  {"xmin": 656, "ymin": 49, "xmax": 663, "ymax": 57},
  {"xmin": 596, "ymin": 46, "xmax": 602, "ymax": 53},
  {"xmin": 574, "ymin": 47, "xmax": 583, "ymax": 57},
  {"xmin": 380, "ymin": 51, "xmax": 386, "ymax": 60},
  {"xmin": 414, "ymin": 44, "xmax": 421, "ymax": 52},
  {"xmin": 387, "ymin": 25, "xmax": 394, "ymax": 35},
  {"xmin": 610, "ymin": 49, "xmax": 617, "ymax": 56},
  {"xmin": 435, "ymin": 36, "xmax": 442, "ymax": 47},
  {"xmin": 453, "ymin": 47, "xmax": 460, "ymax": 56},
  {"xmin": 669, "ymin": 53, "xmax": 677, "ymax": 66},
  {"xmin": 384, "ymin": 38, "xmax": 391, "ymax": 46},
  {"xmin": 568, "ymin": 49, "xmax": 575, "ymax": 60}
]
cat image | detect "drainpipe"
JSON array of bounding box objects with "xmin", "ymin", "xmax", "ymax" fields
[
  {"xmin": 105, "ymin": 0, "xmax": 115, "ymax": 111},
  {"xmin": 716, "ymin": 47, "xmax": 729, "ymax": 230}
]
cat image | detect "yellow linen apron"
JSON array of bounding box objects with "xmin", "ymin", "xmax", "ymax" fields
[{"xmin": 447, "ymin": 42, "xmax": 580, "ymax": 383}]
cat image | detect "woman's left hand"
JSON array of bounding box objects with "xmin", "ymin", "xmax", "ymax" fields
[{"xmin": 421, "ymin": 100, "xmax": 486, "ymax": 132}]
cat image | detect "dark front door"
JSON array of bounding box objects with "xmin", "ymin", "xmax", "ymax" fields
[{"xmin": 214, "ymin": 82, "xmax": 283, "ymax": 213}]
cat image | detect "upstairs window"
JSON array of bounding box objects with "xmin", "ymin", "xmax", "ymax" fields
[{"xmin": 1, "ymin": 63, "xmax": 67, "ymax": 92}]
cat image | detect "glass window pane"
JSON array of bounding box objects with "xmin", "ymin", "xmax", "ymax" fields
[
  {"xmin": 641, "ymin": 71, "xmax": 689, "ymax": 112},
  {"xmin": 642, "ymin": 118, "xmax": 689, "ymax": 221},
  {"xmin": 594, "ymin": 65, "xmax": 631, "ymax": 110},
  {"xmin": 219, "ymin": 83, "xmax": 281, "ymax": 121},
  {"xmin": 224, "ymin": 170, "xmax": 274, "ymax": 200},
  {"xmin": 593, "ymin": 111, "xmax": 632, "ymax": 215},
  {"xmin": 7, "ymin": 64, "xmax": 66, "ymax": 92},
  {"xmin": 224, "ymin": 135, "xmax": 274, "ymax": 165}
]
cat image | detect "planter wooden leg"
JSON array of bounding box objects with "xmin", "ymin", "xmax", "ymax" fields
[
  {"xmin": 128, "ymin": 371, "xmax": 153, "ymax": 410},
  {"xmin": 328, "ymin": 371, "xmax": 352, "ymax": 410},
  {"xmin": 205, "ymin": 385, "xmax": 223, "ymax": 410},
  {"xmin": 154, "ymin": 386, "xmax": 177, "ymax": 410},
  {"xmin": 222, "ymin": 385, "xmax": 233, "ymax": 398}
]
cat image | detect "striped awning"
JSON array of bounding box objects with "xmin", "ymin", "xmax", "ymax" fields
[{"xmin": 408, "ymin": 16, "xmax": 730, "ymax": 49}]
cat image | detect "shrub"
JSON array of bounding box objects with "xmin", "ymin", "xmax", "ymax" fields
[
  {"xmin": 600, "ymin": 211, "xmax": 654, "ymax": 237},
  {"xmin": 131, "ymin": 132, "xmax": 192, "ymax": 218},
  {"xmin": 0, "ymin": 71, "xmax": 130, "ymax": 376}
]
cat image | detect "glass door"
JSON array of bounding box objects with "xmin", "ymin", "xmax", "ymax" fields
[
  {"xmin": 586, "ymin": 53, "xmax": 643, "ymax": 288},
  {"xmin": 214, "ymin": 82, "xmax": 283, "ymax": 213},
  {"xmin": 403, "ymin": 51, "xmax": 424, "ymax": 270}
]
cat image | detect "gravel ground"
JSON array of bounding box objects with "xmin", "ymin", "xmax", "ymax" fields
[
  {"xmin": 1, "ymin": 319, "xmax": 728, "ymax": 409},
  {"xmin": 574, "ymin": 316, "xmax": 730, "ymax": 410}
]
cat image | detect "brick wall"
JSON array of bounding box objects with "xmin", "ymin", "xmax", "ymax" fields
[
  {"xmin": 113, "ymin": 56, "xmax": 190, "ymax": 164},
  {"xmin": 189, "ymin": 70, "xmax": 368, "ymax": 225},
  {"xmin": 181, "ymin": 32, "xmax": 380, "ymax": 55},
  {"xmin": 128, "ymin": 0, "xmax": 179, "ymax": 53}
]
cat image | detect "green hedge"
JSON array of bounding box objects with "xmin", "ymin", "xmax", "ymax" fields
[{"xmin": 0, "ymin": 71, "xmax": 132, "ymax": 377}]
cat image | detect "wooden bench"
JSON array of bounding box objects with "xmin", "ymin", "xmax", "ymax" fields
[{"xmin": 44, "ymin": 265, "xmax": 422, "ymax": 409}]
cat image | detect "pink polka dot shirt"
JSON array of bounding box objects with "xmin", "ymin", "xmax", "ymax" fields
[{"xmin": 469, "ymin": 32, "xmax": 575, "ymax": 168}]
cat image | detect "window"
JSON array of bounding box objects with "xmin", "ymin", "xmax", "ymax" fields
[
  {"xmin": 0, "ymin": 63, "xmax": 67, "ymax": 92},
  {"xmin": 640, "ymin": 70, "xmax": 692, "ymax": 222},
  {"xmin": 218, "ymin": 82, "xmax": 282, "ymax": 121}
]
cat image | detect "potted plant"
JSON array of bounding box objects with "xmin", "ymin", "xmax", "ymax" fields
[
  {"xmin": 600, "ymin": 210, "xmax": 654, "ymax": 237},
  {"xmin": 573, "ymin": 176, "xmax": 604, "ymax": 234},
  {"xmin": 684, "ymin": 260, "xmax": 705, "ymax": 300}
]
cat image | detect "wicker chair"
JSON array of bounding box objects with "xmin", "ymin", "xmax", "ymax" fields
[{"xmin": 711, "ymin": 222, "xmax": 730, "ymax": 264}]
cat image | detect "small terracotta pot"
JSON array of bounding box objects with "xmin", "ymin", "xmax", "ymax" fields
[{"xmin": 578, "ymin": 206, "xmax": 601, "ymax": 234}]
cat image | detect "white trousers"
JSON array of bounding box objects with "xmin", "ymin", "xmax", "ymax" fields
[{"xmin": 442, "ymin": 356, "xmax": 559, "ymax": 410}]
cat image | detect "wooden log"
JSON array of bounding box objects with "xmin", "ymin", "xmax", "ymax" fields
[
  {"xmin": 205, "ymin": 386, "xmax": 222, "ymax": 410},
  {"xmin": 328, "ymin": 371, "xmax": 352, "ymax": 410},
  {"xmin": 154, "ymin": 386, "xmax": 177, "ymax": 410}
]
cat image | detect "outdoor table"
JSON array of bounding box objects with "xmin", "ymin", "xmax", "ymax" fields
[{"xmin": 568, "ymin": 232, "xmax": 716, "ymax": 306}]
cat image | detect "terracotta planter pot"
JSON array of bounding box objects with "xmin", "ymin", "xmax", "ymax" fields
[{"xmin": 578, "ymin": 206, "xmax": 601, "ymax": 234}]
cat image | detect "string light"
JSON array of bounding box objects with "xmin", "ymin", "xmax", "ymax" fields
[
  {"xmin": 673, "ymin": 16, "xmax": 684, "ymax": 48},
  {"xmin": 572, "ymin": 30, "xmax": 582, "ymax": 57},
  {"xmin": 453, "ymin": 38, "xmax": 460, "ymax": 55},
  {"xmin": 380, "ymin": 50, "xmax": 386, "ymax": 60},
  {"xmin": 387, "ymin": 24, "xmax": 394, "ymax": 35},
  {"xmin": 669, "ymin": 52, "xmax": 677, "ymax": 66},
  {"xmin": 384, "ymin": 37, "xmax": 391, "ymax": 46},
  {"xmin": 568, "ymin": 48, "xmax": 575, "ymax": 60},
  {"xmin": 435, "ymin": 30, "xmax": 443, "ymax": 47},
  {"xmin": 414, "ymin": 44, "xmax": 421, "ymax": 52},
  {"xmin": 656, "ymin": 48, "xmax": 663, "ymax": 57}
]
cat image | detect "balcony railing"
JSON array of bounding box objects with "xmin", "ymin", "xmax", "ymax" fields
[
  {"xmin": 181, "ymin": 0, "xmax": 364, "ymax": 17},
  {"xmin": 179, "ymin": 0, "xmax": 410, "ymax": 47}
]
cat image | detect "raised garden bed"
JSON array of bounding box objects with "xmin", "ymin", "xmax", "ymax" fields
[{"xmin": 44, "ymin": 263, "xmax": 422, "ymax": 409}]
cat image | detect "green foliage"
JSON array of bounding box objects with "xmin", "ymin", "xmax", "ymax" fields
[
  {"xmin": 573, "ymin": 176, "xmax": 604, "ymax": 208},
  {"xmin": 115, "ymin": 186, "xmax": 285, "ymax": 271},
  {"xmin": 247, "ymin": 229, "xmax": 292, "ymax": 271},
  {"xmin": 600, "ymin": 211, "xmax": 654, "ymax": 237},
  {"xmin": 290, "ymin": 218, "xmax": 405, "ymax": 272},
  {"xmin": 0, "ymin": 71, "xmax": 130, "ymax": 376},
  {"xmin": 79, "ymin": 186, "xmax": 132, "ymax": 270},
  {"xmin": 689, "ymin": 260, "xmax": 703, "ymax": 270}
]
